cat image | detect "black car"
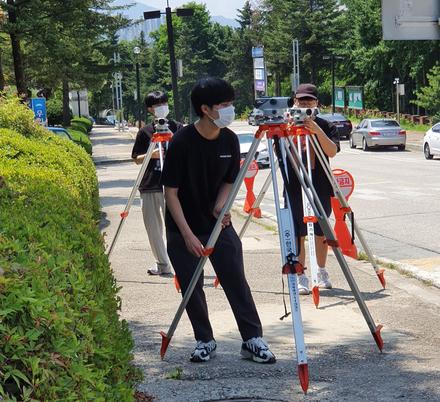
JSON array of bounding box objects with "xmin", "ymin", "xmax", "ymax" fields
[{"xmin": 317, "ymin": 113, "xmax": 352, "ymax": 140}]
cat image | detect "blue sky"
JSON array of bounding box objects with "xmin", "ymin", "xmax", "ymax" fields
[{"xmin": 136, "ymin": 0, "xmax": 246, "ymax": 19}]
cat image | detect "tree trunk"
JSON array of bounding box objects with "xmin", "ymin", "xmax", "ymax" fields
[
  {"xmin": 7, "ymin": 0, "xmax": 26, "ymax": 97},
  {"xmin": 0, "ymin": 49, "xmax": 5, "ymax": 91},
  {"xmin": 62, "ymin": 79, "xmax": 70, "ymax": 127}
]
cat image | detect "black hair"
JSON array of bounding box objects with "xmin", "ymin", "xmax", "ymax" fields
[
  {"xmin": 191, "ymin": 77, "xmax": 235, "ymax": 118},
  {"xmin": 144, "ymin": 91, "xmax": 168, "ymax": 108}
]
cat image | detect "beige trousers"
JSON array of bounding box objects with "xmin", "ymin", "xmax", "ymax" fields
[{"xmin": 140, "ymin": 191, "xmax": 172, "ymax": 273}]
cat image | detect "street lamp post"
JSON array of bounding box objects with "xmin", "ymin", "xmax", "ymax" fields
[
  {"xmin": 133, "ymin": 46, "xmax": 142, "ymax": 129},
  {"xmin": 144, "ymin": 2, "xmax": 194, "ymax": 122},
  {"xmin": 393, "ymin": 78, "xmax": 400, "ymax": 123},
  {"xmin": 323, "ymin": 54, "xmax": 344, "ymax": 114}
]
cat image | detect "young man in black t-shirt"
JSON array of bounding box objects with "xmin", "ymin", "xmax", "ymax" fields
[
  {"xmin": 161, "ymin": 77, "xmax": 276, "ymax": 364},
  {"xmin": 131, "ymin": 91, "xmax": 183, "ymax": 276},
  {"xmin": 286, "ymin": 84, "xmax": 340, "ymax": 295}
]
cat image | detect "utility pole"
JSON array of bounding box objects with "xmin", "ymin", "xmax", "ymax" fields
[
  {"xmin": 133, "ymin": 46, "xmax": 142, "ymax": 128},
  {"xmin": 323, "ymin": 54, "xmax": 344, "ymax": 114},
  {"xmin": 292, "ymin": 39, "xmax": 300, "ymax": 93},
  {"xmin": 144, "ymin": 3, "xmax": 194, "ymax": 122}
]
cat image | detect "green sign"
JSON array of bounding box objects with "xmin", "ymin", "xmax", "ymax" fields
[
  {"xmin": 334, "ymin": 87, "xmax": 345, "ymax": 108},
  {"xmin": 347, "ymin": 86, "xmax": 363, "ymax": 110}
]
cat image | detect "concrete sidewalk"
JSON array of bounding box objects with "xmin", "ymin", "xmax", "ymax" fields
[{"xmin": 93, "ymin": 125, "xmax": 440, "ymax": 401}]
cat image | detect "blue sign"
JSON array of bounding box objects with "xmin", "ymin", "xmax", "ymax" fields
[
  {"xmin": 30, "ymin": 98, "xmax": 47, "ymax": 126},
  {"xmin": 252, "ymin": 47, "xmax": 264, "ymax": 58}
]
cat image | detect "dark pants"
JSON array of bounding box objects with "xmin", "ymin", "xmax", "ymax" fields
[{"xmin": 166, "ymin": 225, "xmax": 263, "ymax": 342}]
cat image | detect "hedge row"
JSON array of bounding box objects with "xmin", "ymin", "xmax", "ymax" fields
[
  {"xmin": 0, "ymin": 97, "xmax": 140, "ymax": 400},
  {"xmin": 70, "ymin": 116, "xmax": 93, "ymax": 135},
  {"xmin": 66, "ymin": 128, "xmax": 93, "ymax": 155}
]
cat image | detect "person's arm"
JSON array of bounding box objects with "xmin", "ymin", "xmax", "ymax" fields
[
  {"xmin": 134, "ymin": 149, "xmax": 161, "ymax": 164},
  {"xmin": 213, "ymin": 182, "xmax": 233, "ymax": 227},
  {"xmin": 304, "ymin": 117, "xmax": 337, "ymax": 158},
  {"xmin": 164, "ymin": 187, "xmax": 205, "ymax": 257}
]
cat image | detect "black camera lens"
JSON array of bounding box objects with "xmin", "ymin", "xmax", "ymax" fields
[{"xmin": 158, "ymin": 118, "xmax": 166, "ymax": 125}]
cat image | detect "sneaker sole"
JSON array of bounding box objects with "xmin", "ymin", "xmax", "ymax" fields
[
  {"xmin": 240, "ymin": 349, "xmax": 276, "ymax": 364},
  {"xmin": 190, "ymin": 350, "xmax": 216, "ymax": 363},
  {"xmin": 298, "ymin": 289, "xmax": 310, "ymax": 295}
]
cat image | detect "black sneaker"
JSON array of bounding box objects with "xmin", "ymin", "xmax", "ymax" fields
[
  {"xmin": 241, "ymin": 337, "xmax": 276, "ymax": 364},
  {"xmin": 190, "ymin": 340, "xmax": 217, "ymax": 363}
]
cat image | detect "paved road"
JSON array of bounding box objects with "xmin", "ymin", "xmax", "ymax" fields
[{"xmin": 231, "ymin": 122, "xmax": 440, "ymax": 282}]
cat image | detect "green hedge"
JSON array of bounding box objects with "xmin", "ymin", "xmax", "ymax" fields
[
  {"xmin": 0, "ymin": 97, "xmax": 140, "ymax": 400},
  {"xmin": 71, "ymin": 116, "xmax": 93, "ymax": 134},
  {"xmin": 66, "ymin": 128, "xmax": 93, "ymax": 155}
]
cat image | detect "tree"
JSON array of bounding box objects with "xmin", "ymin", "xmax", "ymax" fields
[{"xmin": 413, "ymin": 65, "xmax": 440, "ymax": 120}]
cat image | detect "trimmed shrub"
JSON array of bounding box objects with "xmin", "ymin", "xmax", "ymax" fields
[
  {"xmin": 70, "ymin": 121, "xmax": 88, "ymax": 134},
  {"xmin": 71, "ymin": 116, "xmax": 93, "ymax": 133},
  {"xmin": 66, "ymin": 128, "xmax": 93, "ymax": 155},
  {"xmin": 0, "ymin": 97, "xmax": 140, "ymax": 400}
]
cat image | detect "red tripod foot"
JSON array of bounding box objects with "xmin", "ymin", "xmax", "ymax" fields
[
  {"xmin": 372, "ymin": 324, "xmax": 384, "ymax": 352},
  {"xmin": 312, "ymin": 286, "xmax": 320, "ymax": 308},
  {"xmin": 160, "ymin": 331, "xmax": 171, "ymax": 360},
  {"xmin": 377, "ymin": 269, "xmax": 386, "ymax": 289},
  {"xmin": 298, "ymin": 363, "xmax": 309, "ymax": 394}
]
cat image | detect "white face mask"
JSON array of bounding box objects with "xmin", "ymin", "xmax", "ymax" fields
[
  {"xmin": 212, "ymin": 105, "xmax": 235, "ymax": 128},
  {"xmin": 154, "ymin": 105, "xmax": 169, "ymax": 119}
]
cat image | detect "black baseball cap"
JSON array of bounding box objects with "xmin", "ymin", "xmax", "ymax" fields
[{"xmin": 295, "ymin": 83, "xmax": 318, "ymax": 100}]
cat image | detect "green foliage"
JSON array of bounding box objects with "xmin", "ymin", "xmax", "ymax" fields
[
  {"xmin": 47, "ymin": 96, "xmax": 70, "ymax": 126},
  {"xmin": 413, "ymin": 66, "xmax": 440, "ymax": 117},
  {"xmin": 71, "ymin": 116, "xmax": 93, "ymax": 133},
  {"xmin": 0, "ymin": 97, "xmax": 140, "ymax": 400},
  {"xmin": 66, "ymin": 128, "xmax": 93, "ymax": 155}
]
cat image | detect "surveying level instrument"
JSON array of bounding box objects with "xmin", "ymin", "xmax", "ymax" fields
[
  {"xmin": 159, "ymin": 118, "xmax": 384, "ymax": 394},
  {"xmin": 106, "ymin": 123, "xmax": 172, "ymax": 258}
]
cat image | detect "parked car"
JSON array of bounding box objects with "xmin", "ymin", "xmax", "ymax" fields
[
  {"xmin": 248, "ymin": 108, "xmax": 264, "ymax": 126},
  {"xmin": 237, "ymin": 131, "xmax": 270, "ymax": 167},
  {"xmin": 423, "ymin": 122, "xmax": 440, "ymax": 159},
  {"xmin": 317, "ymin": 113, "xmax": 352, "ymax": 139},
  {"xmin": 349, "ymin": 119, "xmax": 406, "ymax": 151}
]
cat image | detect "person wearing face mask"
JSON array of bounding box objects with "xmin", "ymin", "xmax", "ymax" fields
[
  {"xmin": 286, "ymin": 83, "xmax": 340, "ymax": 295},
  {"xmin": 131, "ymin": 91, "xmax": 183, "ymax": 276},
  {"xmin": 161, "ymin": 77, "xmax": 276, "ymax": 364}
]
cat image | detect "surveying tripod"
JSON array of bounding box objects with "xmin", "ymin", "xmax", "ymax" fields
[
  {"xmin": 106, "ymin": 123, "xmax": 172, "ymax": 258},
  {"xmin": 236, "ymin": 129, "xmax": 387, "ymax": 306},
  {"xmin": 159, "ymin": 122, "xmax": 384, "ymax": 394}
]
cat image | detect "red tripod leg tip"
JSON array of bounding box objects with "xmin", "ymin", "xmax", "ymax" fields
[
  {"xmin": 298, "ymin": 363, "xmax": 309, "ymax": 394},
  {"xmin": 377, "ymin": 269, "xmax": 386, "ymax": 289},
  {"xmin": 312, "ymin": 286, "xmax": 320, "ymax": 308},
  {"xmin": 373, "ymin": 324, "xmax": 384, "ymax": 352},
  {"xmin": 160, "ymin": 331, "xmax": 171, "ymax": 360}
]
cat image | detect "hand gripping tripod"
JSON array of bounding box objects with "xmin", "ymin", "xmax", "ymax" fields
[
  {"xmin": 159, "ymin": 123, "xmax": 383, "ymax": 394},
  {"xmin": 106, "ymin": 125, "xmax": 172, "ymax": 258}
]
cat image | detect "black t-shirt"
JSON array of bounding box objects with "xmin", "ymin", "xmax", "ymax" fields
[
  {"xmin": 287, "ymin": 116, "xmax": 340, "ymax": 198},
  {"xmin": 131, "ymin": 119, "xmax": 183, "ymax": 193},
  {"xmin": 161, "ymin": 124, "xmax": 240, "ymax": 235}
]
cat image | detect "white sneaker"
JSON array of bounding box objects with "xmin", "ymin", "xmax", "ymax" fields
[
  {"xmin": 318, "ymin": 268, "xmax": 332, "ymax": 289},
  {"xmin": 297, "ymin": 274, "xmax": 310, "ymax": 295},
  {"xmin": 190, "ymin": 340, "xmax": 217, "ymax": 362},
  {"xmin": 241, "ymin": 337, "xmax": 276, "ymax": 364}
]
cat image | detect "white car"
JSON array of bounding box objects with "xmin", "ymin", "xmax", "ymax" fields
[
  {"xmin": 423, "ymin": 122, "xmax": 440, "ymax": 159},
  {"xmin": 236, "ymin": 132, "xmax": 270, "ymax": 167}
]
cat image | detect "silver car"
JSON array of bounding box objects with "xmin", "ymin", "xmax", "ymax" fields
[{"xmin": 349, "ymin": 119, "xmax": 406, "ymax": 151}]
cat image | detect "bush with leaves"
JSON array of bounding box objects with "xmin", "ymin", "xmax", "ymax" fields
[
  {"xmin": 0, "ymin": 97, "xmax": 141, "ymax": 400},
  {"xmin": 71, "ymin": 116, "xmax": 93, "ymax": 134}
]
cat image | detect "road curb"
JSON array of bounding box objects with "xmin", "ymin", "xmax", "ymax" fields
[
  {"xmin": 233, "ymin": 202, "xmax": 440, "ymax": 290},
  {"xmin": 93, "ymin": 158, "xmax": 133, "ymax": 166}
]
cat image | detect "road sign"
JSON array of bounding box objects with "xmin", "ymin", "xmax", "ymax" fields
[
  {"xmin": 252, "ymin": 47, "xmax": 264, "ymax": 58},
  {"xmin": 347, "ymin": 86, "xmax": 363, "ymax": 110},
  {"xmin": 30, "ymin": 98, "xmax": 47, "ymax": 126},
  {"xmin": 382, "ymin": 0, "xmax": 440, "ymax": 40},
  {"xmin": 332, "ymin": 169, "xmax": 355, "ymax": 199},
  {"xmin": 335, "ymin": 87, "xmax": 345, "ymax": 108}
]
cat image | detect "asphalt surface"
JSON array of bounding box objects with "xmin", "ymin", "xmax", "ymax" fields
[{"xmin": 93, "ymin": 125, "xmax": 440, "ymax": 401}]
